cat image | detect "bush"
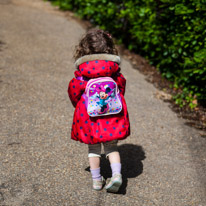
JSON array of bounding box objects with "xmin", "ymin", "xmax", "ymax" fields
[{"xmin": 48, "ymin": 0, "xmax": 206, "ymax": 108}]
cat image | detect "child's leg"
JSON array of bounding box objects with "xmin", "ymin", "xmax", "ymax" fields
[
  {"xmin": 108, "ymin": 152, "xmax": 121, "ymax": 176},
  {"xmin": 108, "ymin": 151, "xmax": 120, "ymax": 164},
  {"xmin": 104, "ymin": 140, "xmax": 121, "ymax": 176},
  {"xmin": 88, "ymin": 144, "xmax": 101, "ymax": 180},
  {"xmin": 89, "ymin": 156, "xmax": 100, "ymax": 170},
  {"xmin": 88, "ymin": 144, "xmax": 105, "ymax": 190},
  {"xmin": 104, "ymin": 140, "xmax": 122, "ymax": 192}
]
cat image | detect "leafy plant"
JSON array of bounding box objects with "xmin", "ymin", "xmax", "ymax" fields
[{"xmin": 48, "ymin": 0, "xmax": 206, "ymax": 108}]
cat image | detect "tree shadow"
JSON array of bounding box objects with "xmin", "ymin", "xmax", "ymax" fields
[{"xmin": 85, "ymin": 144, "xmax": 146, "ymax": 195}]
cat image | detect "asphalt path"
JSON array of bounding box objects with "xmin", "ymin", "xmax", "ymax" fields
[{"xmin": 0, "ymin": 0, "xmax": 205, "ymax": 205}]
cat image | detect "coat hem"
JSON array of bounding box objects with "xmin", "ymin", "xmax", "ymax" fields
[{"xmin": 71, "ymin": 135, "xmax": 129, "ymax": 145}]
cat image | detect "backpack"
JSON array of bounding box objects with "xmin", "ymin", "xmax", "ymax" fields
[{"xmin": 82, "ymin": 77, "xmax": 122, "ymax": 117}]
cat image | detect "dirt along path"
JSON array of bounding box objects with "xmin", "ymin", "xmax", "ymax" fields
[{"xmin": 0, "ymin": 0, "xmax": 205, "ymax": 205}]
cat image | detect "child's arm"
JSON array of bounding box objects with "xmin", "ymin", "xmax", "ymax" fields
[
  {"xmin": 68, "ymin": 76, "xmax": 87, "ymax": 107},
  {"xmin": 113, "ymin": 73, "xmax": 126, "ymax": 96}
]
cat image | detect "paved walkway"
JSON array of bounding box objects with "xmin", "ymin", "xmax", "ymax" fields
[{"xmin": 0, "ymin": 0, "xmax": 205, "ymax": 205}]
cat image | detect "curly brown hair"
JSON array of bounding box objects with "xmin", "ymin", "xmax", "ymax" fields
[{"xmin": 74, "ymin": 28, "xmax": 118, "ymax": 61}]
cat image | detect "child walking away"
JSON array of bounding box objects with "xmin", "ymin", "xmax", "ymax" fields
[{"xmin": 68, "ymin": 29, "xmax": 130, "ymax": 193}]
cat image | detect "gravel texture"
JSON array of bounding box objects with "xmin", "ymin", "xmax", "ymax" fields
[{"xmin": 0, "ymin": 0, "xmax": 205, "ymax": 205}]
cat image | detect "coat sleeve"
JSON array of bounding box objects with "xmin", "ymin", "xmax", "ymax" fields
[
  {"xmin": 113, "ymin": 73, "xmax": 126, "ymax": 96},
  {"xmin": 68, "ymin": 78, "xmax": 87, "ymax": 107}
]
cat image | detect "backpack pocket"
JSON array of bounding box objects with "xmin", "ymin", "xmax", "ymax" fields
[{"xmin": 83, "ymin": 77, "xmax": 122, "ymax": 117}]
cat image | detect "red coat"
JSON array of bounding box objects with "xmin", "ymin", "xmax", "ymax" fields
[{"xmin": 68, "ymin": 54, "xmax": 130, "ymax": 144}]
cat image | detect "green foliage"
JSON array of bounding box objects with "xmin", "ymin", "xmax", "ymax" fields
[{"xmin": 48, "ymin": 0, "xmax": 206, "ymax": 108}]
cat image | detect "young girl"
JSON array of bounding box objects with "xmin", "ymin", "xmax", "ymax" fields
[{"xmin": 68, "ymin": 29, "xmax": 130, "ymax": 192}]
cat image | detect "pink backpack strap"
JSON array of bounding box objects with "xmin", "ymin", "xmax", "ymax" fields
[{"xmin": 76, "ymin": 76, "xmax": 84, "ymax": 81}]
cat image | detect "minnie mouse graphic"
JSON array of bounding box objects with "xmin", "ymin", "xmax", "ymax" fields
[{"xmin": 96, "ymin": 85, "xmax": 112, "ymax": 114}]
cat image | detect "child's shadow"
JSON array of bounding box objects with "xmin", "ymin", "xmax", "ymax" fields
[{"xmin": 85, "ymin": 144, "xmax": 146, "ymax": 195}]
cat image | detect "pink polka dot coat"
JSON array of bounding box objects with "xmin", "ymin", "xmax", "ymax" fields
[{"xmin": 68, "ymin": 54, "xmax": 130, "ymax": 144}]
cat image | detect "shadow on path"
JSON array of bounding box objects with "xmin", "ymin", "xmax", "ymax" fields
[{"xmin": 85, "ymin": 144, "xmax": 146, "ymax": 195}]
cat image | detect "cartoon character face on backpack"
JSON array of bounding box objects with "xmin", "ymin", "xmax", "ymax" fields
[
  {"xmin": 99, "ymin": 91, "xmax": 108, "ymax": 99},
  {"xmin": 97, "ymin": 85, "xmax": 111, "ymax": 100}
]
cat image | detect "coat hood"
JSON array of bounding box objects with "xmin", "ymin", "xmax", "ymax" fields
[{"xmin": 74, "ymin": 54, "xmax": 121, "ymax": 78}]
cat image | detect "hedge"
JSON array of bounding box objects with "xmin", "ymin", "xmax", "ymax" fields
[{"xmin": 48, "ymin": 0, "xmax": 206, "ymax": 108}]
